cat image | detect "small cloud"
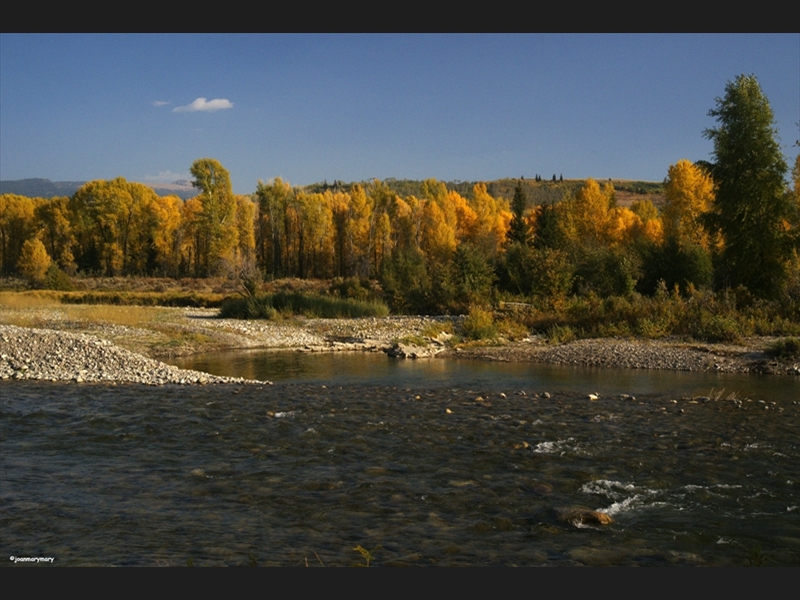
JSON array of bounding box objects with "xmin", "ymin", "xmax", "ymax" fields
[
  {"xmin": 143, "ymin": 170, "xmax": 190, "ymax": 183},
  {"xmin": 152, "ymin": 100, "xmax": 170, "ymax": 107},
  {"xmin": 173, "ymin": 98, "xmax": 233, "ymax": 113}
]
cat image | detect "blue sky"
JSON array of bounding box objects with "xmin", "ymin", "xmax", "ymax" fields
[{"xmin": 1, "ymin": 34, "xmax": 798, "ymax": 195}]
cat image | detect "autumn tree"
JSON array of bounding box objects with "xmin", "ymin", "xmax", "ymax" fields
[
  {"xmin": 559, "ymin": 179, "xmax": 615, "ymax": 247},
  {"xmin": 147, "ymin": 195, "xmax": 184, "ymax": 277},
  {"xmin": 190, "ymin": 158, "xmax": 238, "ymax": 276},
  {"xmin": 0, "ymin": 194, "xmax": 38, "ymax": 275},
  {"xmin": 69, "ymin": 178, "xmax": 160, "ymax": 276},
  {"xmin": 35, "ymin": 196, "xmax": 75, "ymax": 273},
  {"xmin": 18, "ymin": 237, "xmax": 51, "ymax": 284},
  {"xmin": 703, "ymin": 74, "xmax": 792, "ymax": 297},
  {"xmin": 663, "ymin": 159, "xmax": 714, "ymax": 248},
  {"xmin": 255, "ymin": 177, "xmax": 293, "ymax": 277}
]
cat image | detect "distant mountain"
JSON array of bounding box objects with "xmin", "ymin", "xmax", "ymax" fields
[
  {"xmin": 0, "ymin": 178, "xmax": 197, "ymax": 200},
  {"xmin": 146, "ymin": 181, "xmax": 197, "ymax": 200},
  {"xmin": 0, "ymin": 178, "xmax": 86, "ymax": 198}
]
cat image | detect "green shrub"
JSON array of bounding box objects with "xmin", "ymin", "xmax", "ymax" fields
[
  {"xmin": 461, "ymin": 305, "xmax": 497, "ymax": 340},
  {"xmin": 546, "ymin": 324, "xmax": 576, "ymax": 344},
  {"xmin": 45, "ymin": 265, "xmax": 75, "ymax": 291},
  {"xmin": 695, "ymin": 314, "xmax": 744, "ymax": 343},
  {"xmin": 765, "ymin": 337, "xmax": 800, "ymax": 359}
]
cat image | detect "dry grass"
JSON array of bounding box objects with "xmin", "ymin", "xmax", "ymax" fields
[
  {"xmin": 0, "ymin": 291, "xmax": 62, "ymax": 309},
  {"xmin": 61, "ymin": 304, "xmax": 156, "ymax": 328},
  {"xmin": 0, "ymin": 291, "xmax": 166, "ymax": 330}
]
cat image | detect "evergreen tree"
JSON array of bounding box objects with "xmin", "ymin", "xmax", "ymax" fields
[
  {"xmin": 507, "ymin": 181, "xmax": 531, "ymax": 246},
  {"xmin": 703, "ymin": 74, "xmax": 791, "ymax": 297}
]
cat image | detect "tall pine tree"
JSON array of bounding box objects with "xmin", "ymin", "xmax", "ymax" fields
[{"xmin": 703, "ymin": 74, "xmax": 791, "ymax": 297}]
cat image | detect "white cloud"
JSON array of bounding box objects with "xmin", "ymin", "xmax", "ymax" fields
[
  {"xmin": 173, "ymin": 98, "xmax": 233, "ymax": 113},
  {"xmin": 151, "ymin": 100, "xmax": 169, "ymax": 107},
  {"xmin": 143, "ymin": 170, "xmax": 190, "ymax": 183}
]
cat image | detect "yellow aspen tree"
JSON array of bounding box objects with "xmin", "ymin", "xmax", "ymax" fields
[
  {"xmin": 0, "ymin": 194, "xmax": 38, "ymax": 275},
  {"xmin": 560, "ymin": 179, "xmax": 614, "ymax": 247},
  {"xmin": 607, "ymin": 206, "xmax": 643, "ymax": 246},
  {"xmin": 255, "ymin": 177, "xmax": 292, "ymax": 277},
  {"xmin": 69, "ymin": 179, "xmax": 131, "ymax": 275},
  {"xmin": 18, "ymin": 237, "xmax": 51, "ymax": 284},
  {"xmin": 235, "ymin": 195, "xmax": 257, "ymax": 264},
  {"xmin": 447, "ymin": 190, "xmax": 478, "ymax": 243},
  {"xmin": 181, "ymin": 196, "xmax": 204, "ymax": 277},
  {"xmin": 299, "ymin": 192, "xmax": 334, "ymax": 278},
  {"xmin": 148, "ymin": 195, "xmax": 184, "ymax": 277},
  {"xmin": 330, "ymin": 190, "xmax": 351, "ymax": 277},
  {"xmin": 470, "ymin": 183, "xmax": 510, "ymax": 258},
  {"xmin": 420, "ymin": 199, "xmax": 457, "ymax": 264},
  {"xmin": 348, "ymin": 186, "xmax": 372, "ymax": 277},
  {"xmin": 190, "ymin": 158, "xmax": 238, "ymax": 275},
  {"xmin": 35, "ymin": 196, "xmax": 75, "ymax": 273},
  {"xmin": 663, "ymin": 159, "xmax": 714, "ymax": 248},
  {"xmin": 373, "ymin": 211, "xmax": 392, "ymax": 273},
  {"xmin": 124, "ymin": 182, "xmax": 162, "ymax": 274}
]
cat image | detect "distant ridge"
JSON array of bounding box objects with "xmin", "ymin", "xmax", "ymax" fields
[
  {"xmin": 0, "ymin": 178, "xmax": 197, "ymax": 200},
  {"xmin": 0, "ymin": 178, "xmax": 86, "ymax": 198}
]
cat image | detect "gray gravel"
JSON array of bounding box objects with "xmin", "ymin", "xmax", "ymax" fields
[
  {"xmin": 451, "ymin": 336, "xmax": 800, "ymax": 375},
  {"xmin": 0, "ymin": 324, "xmax": 267, "ymax": 385}
]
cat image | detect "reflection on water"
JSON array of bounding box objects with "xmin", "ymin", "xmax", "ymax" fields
[
  {"xmin": 170, "ymin": 349, "xmax": 800, "ymax": 402},
  {"xmin": 2, "ymin": 354, "xmax": 799, "ymax": 566}
]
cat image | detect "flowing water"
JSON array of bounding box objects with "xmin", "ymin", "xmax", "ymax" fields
[{"xmin": 2, "ymin": 351, "xmax": 799, "ymax": 566}]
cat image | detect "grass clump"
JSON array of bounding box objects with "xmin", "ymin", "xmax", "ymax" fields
[
  {"xmin": 546, "ymin": 324, "xmax": 576, "ymax": 344},
  {"xmin": 461, "ymin": 305, "xmax": 497, "ymax": 341}
]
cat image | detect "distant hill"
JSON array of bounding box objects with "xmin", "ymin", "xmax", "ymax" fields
[
  {"xmin": 0, "ymin": 178, "xmax": 197, "ymax": 200},
  {"xmin": 304, "ymin": 177, "xmax": 665, "ymax": 207},
  {"xmin": 0, "ymin": 178, "xmax": 86, "ymax": 198}
]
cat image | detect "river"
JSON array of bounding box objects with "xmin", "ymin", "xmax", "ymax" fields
[{"xmin": 2, "ymin": 351, "xmax": 798, "ymax": 566}]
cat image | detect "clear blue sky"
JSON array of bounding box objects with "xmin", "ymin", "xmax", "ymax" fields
[{"xmin": 2, "ymin": 34, "xmax": 798, "ymax": 195}]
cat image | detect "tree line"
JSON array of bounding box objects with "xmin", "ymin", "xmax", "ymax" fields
[{"xmin": 1, "ymin": 74, "xmax": 798, "ymax": 315}]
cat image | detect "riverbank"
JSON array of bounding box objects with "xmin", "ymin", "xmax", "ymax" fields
[
  {"xmin": 0, "ymin": 325, "xmax": 266, "ymax": 385},
  {"xmin": 1, "ymin": 304, "xmax": 798, "ymax": 383}
]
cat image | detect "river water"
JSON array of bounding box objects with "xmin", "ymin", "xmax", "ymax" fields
[{"xmin": 2, "ymin": 351, "xmax": 799, "ymax": 566}]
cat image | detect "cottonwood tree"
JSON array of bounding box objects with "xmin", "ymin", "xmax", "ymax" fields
[{"xmin": 190, "ymin": 158, "xmax": 238, "ymax": 276}]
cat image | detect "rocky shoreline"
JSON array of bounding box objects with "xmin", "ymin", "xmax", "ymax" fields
[
  {"xmin": 0, "ymin": 325, "xmax": 266, "ymax": 385},
  {"xmin": 448, "ymin": 337, "xmax": 800, "ymax": 376},
  {"xmin": 1, "ymin": 307, "xmax": 798, "ymax": 385}
]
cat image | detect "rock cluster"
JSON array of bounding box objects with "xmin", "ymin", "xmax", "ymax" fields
[{"xmin": 0, "ymin": 325, "xmax": 266, "ymax": 385}]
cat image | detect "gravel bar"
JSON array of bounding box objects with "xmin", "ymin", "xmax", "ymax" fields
[{"xmin": 0, "ymin": 325, "xmax": 268, "ymax": 385}]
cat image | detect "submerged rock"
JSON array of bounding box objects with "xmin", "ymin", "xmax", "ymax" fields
[{"xmin": 555, "ymin": 507, "xmax": 613, "ymax": 527}]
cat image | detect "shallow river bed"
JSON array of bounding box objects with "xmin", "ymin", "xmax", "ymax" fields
[{"xmin": 2, "ymin": 357, "xmax": 798, "ymax": 566}]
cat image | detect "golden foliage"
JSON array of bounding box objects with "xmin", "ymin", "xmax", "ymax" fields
[
  {"xmin": 663, "ymin": 159, "xmax": 714, "ymax": 247},
  {"xmin": 18, "ymin": 238, "xmax": 51, "ymax": 283}
]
